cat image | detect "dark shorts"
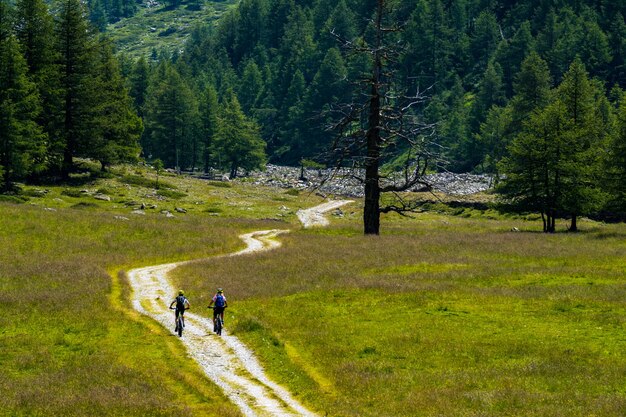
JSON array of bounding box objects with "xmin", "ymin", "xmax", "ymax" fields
[
  {"xmin": 175, "ymin": 308, "xmax": 185, "ymax": 318},
  {"xmin": 212, "ymin": 306, "xmax": 225, "ymax": 317}
]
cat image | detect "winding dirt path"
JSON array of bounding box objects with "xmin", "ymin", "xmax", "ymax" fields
[{"xmin": 126, "ymin": 200, "xmax": 352, "ymax": 416}]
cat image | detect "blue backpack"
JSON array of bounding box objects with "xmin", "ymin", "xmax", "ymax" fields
[
  {"xmin": 175, "ymin": 295, "xmax": 187, "ymax": 310},
  {"xmin": 215, "ymin": 294, "xmax": 225, "ymax": 308}
]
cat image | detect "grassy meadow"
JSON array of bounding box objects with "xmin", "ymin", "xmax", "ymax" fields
[
  {"xmin": 175, "ymin": 208, "xmax": 626, "ymax": 416},
  {"xmin": 0, "ymin": 165, "xmax": 316, "ymax": 416},
  {"xmin": 2, "ymin": 164, "xmax": 626, "ymax": 416}
]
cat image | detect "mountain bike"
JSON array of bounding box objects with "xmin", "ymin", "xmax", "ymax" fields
[
  {"xmin": 170, "ymin": 307, "xmax": 187, "ymax": 337},
  {"xmin": 208, "ymin": 306, "xmax": 224, "ymax": 336}
]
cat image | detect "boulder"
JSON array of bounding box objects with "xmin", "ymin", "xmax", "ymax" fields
[{"xmin": 94, "ymin": 194, "xmax": 111, "ymax": 201}]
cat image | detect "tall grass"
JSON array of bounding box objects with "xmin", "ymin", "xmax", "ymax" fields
[
  {"xmin": 0, "ymin": 201, "xmax": 280, "ymax": 416},
  {"xmin": 175, "ymin": 213, "xmax": 626, "ymax": 416}
]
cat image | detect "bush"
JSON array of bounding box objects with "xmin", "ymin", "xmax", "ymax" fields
[{"xmin": 0, "ymin": 195, "xmax": 27, "ymax": 204}]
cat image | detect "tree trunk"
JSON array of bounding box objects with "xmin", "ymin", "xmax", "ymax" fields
[
  {"xmin": 204, "ymin": 144, "xmax": 210, "ymax": 174},
  {"xmin": 230, "ymin": 163, "xmax": 238, "ymax": 179},
  {"xmin": 363, "ymin": 0, "xmax": 384, "ymax": 236},
  {"xmin": 541, "ymin": 211, "xmax": 547, "ymax": 233},
  {"xmin": 569, "ymin": 214, "xmax": 578, "ymax": 232}
]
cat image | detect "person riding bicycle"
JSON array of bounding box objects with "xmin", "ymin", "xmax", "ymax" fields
[
  {"xmin": 208, "ymin": 288, "xmax": 227, "ymax": 332},
  {"xmin": 169, "ymin": 290, "xmax": 190, "ymax": 331}
]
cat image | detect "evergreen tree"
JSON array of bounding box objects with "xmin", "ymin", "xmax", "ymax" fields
[
  {"xmin": 470, "ymin": 11, "xmax": 501, "ymax": 72},
  {"xmin": 556, "ymin": 57, "xmax": 605, "ymax": 231},
  {"xmin": 129, "ymin": 56, "xmax": 149, "ymax": 118},
  {"xmin": 198, "ymin": 83, "xmax": 219, "ymax": 173},
  {"xmin": 498, "ymin": 99, "xmax": 569, "ymax": 233},
  {"xmin": 14, "ymin": 0, "xmax": 62, "ymax": 172},
  {"xmin": 607, "ymin": 13, "xmax": 626, "ymax": 87},
  {"xmin": 238, "ymin": 59, "xmax": 264, "ymax": 114},
  {"xmin": 493, "ymin": 21, "xmax": 534, "ymax": 96},
  {"xmin": 144, "ymin": 65, "xmax": 200, "ymax": 170},
  {"xmin": 318, "ymin": 0, "xmax": 357, "ymax": 50},
  {"xmin": 83, "ymin": 40, "xmax": 142, "ymax": 171},
  {"xmin": 605, "ymin": 95, "xmax": 626, "ymax": 209},
  {"xmin": 55, "ymin": 0, "xmax": 95, "ymax": 177},
  {"xmin": 499, "ymin": 58, "xmax": 607, "ymax": 232},
  {"xmin": 213, "ymin": 92, "xmax": 266, "ymax": 178},
  {"xmin": 0, "ymin": 30, "xmax": 46, "ymax": 191}
]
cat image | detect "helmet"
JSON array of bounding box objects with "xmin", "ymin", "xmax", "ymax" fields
[
  {"xmin": 178, "ymin": 290, "xmax": 184, "ymax": 295},
  {"xmin": 217, "ymin": 288, "xmax": 223, "ymax": 293}
]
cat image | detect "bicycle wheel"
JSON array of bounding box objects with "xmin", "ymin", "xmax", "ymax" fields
[
  {"xmin": 177, "ymin": 316, "xmax": 183, "ymax": 337},
  {"xmin": 215, "ymin": 317, "xmax": 222, "ymax": 336}
]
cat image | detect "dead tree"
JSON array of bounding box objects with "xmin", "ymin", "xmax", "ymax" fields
[{"xmin": 326, "ymin": 0, "xmax": 440, "ymax": 235}]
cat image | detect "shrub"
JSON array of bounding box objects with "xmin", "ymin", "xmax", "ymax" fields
[{"xmin": 0, "ymin": 195, "xmax": 27, "ymax": 203}]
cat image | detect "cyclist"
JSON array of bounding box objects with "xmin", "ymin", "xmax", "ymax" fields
[
  {"xmin": 208, "ymin": 288, "xmax": 227, "ymax": 332},
  {"xmin": 169, "ymin": 290, "xmax": 190, "ymax": 331}
]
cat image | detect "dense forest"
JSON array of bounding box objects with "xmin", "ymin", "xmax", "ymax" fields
[{"xmin": 2, "ymin": 0, "xmax": 626, "ymax": 228}]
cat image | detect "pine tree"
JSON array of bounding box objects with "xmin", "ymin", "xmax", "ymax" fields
[
  {"xmin": 213, "ymin": 92, "xmax": 266, "ymax": 178},
  {"xmin": 0, "ymin": 30, "xmax": 46, "ymax": 191},
  {"xmin": 238, "ymin": 59, "xmax": 264, "ymax": 114},
  {"xmin": 556, "ymin": 57, "xmax": 605, "ymax": 231},
  {"xmin": 15, "ymin": 0, "xmax": 62, "ymax": 173},
  {"xmin": 605, "ymin": 95, "xmax": 626, "ymax": 209},
  {"xmin": 498, "ymin": 100, "xmax": 570, "ymax": 233},
  {"xmin": 83, "ymin": 40, "xmax": 142, "ymax": 171},
  {"xmin": 319, "ymin": 0, "xmax": 357, "ymax": 50},
  {"xmin": 493, "ymin": 21, "xmax": 534, "ymax": 96},
  {"xmin": 144, "ymin": 65, "xmax": 200, "ymax": 170},
  {"xmin": 129, "ymin": 56, "xmax": 149, "ymax": 118},
  {"xmin": 55, "ymin": 0, "xmax": 95, "ymax": 177},
  {"xmin": 198, "ymin": 83, "xmax": 219, "ymax": 173}
]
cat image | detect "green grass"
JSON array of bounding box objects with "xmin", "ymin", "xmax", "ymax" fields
[
  {"xmin": 0, "ymin": 166, "xmax": 323, "ymax": 416},
  {"xmin": 108, "ymin": 0, "xmax": 237, "ymax": 58},
  {"xmin": 174, "ymin": 211, "xmax": 626, "ymax": 416},
  {"xmin": 5, "ymin": 163, "xmax": 626, "ymax": 416}
]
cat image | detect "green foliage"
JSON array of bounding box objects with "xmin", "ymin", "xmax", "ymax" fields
[
  {"xmin": 498, "ymin": 58, "xmax": 608, "ymax": 232},
  {"xmin": 213, "ymin": 92, "xmax": 266, "ymax": 178},
  {"xmin": 0, "ymin": 24, "xmax": 46, "ymax": 191}
]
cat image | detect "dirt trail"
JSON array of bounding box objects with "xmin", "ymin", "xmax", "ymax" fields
[{"xmin": 126, "ymin": 200, "xmax": 352, "ymax": 417}]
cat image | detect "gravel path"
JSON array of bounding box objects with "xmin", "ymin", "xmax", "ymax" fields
[
  {"xmin": 127, "ymin": 200, "xmax": 352, "ymax": 416},
  {"xmin": 296, "ymin": 200, "xmax": 354, "ymax": 228}
]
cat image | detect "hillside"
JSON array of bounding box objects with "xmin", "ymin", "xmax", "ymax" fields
[{"xmin": 107, "ymin": 0, "xmax": 237, "ymax": 58}]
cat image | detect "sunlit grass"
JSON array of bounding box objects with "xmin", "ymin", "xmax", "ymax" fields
[
  {"xmin": 175, "ymin": 212, "xmax": 626, "ymax": 416},
  {"xmin": 0, "ymin": 166, "xmax": 312, "ymax": 416}
]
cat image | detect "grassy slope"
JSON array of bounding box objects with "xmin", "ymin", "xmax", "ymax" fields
[
  {"xmin": 108, "ymin": 0, "xmax": 236, "ymax": 58},
  {"xmin": 0, "ymin": 165, "xmax": 318, "ymax": 416},
  {"xmin": 174, "ymin": 206, "xmax": 626, "ymax": 416}
]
